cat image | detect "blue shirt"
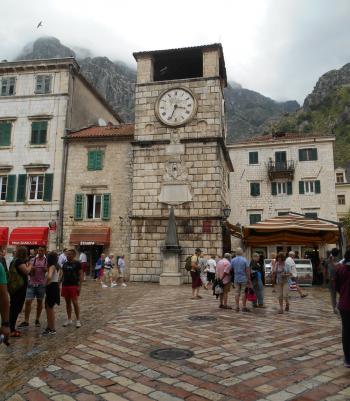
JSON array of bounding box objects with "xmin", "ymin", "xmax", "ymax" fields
[{"xmin": 231, "ymin": 256, "xmax": 249, "ymax": 284}]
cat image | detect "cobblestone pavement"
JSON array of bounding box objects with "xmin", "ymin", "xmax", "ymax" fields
[{"xmin": 2, "ymin": 283, "xmax": 350, "ymax": 401}]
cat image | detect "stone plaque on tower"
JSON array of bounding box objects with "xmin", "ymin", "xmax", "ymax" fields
[{"xmin": 130, "ymin": 44, "xmax": 233, "ymax": 283}]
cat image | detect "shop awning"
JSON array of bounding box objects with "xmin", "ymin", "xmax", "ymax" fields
[
  {"xmin": 70, "ymin": 226, "xmax": 110, "ymax": 246},
  {"xmin": 9, "ymin": 227, "xmax": 49, "ymax": 246},
  {"xmin": 0, "ymin": 227, "xmax": 9, "ymax": 246},
  {"xmin": 242, "ymin": 215, "xmax": 339, "ymax": 246}
]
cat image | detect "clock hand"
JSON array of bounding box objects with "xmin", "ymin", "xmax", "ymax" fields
[{"xmin": 170, "ymin": 104, "xmax": 177, "ymax": 118}]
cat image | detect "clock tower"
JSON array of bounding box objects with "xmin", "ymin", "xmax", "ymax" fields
[{"xmin": 130, "ymin": 44, "xmax": 233, "ymax": 283}]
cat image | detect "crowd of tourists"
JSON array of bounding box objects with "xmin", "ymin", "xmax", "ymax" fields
[
  {"xmin": 189, "ymin": 247, "xmax": 350, "ymax": 368},
  {"xmin": 0, "ymin": 247, "xmax": 127, "ymax": 342}
]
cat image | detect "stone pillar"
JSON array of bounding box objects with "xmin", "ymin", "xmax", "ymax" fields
[
  {"xmin": 159, "ymin": 207, "xmax": 183, "ymax": 286},
  {"xmin": 136, "ymin": 55, "xmax": 154, "ymax": 84},
  {"xmin": 203, "ymin": 49, "xmax": 220, "ymax": 77}
]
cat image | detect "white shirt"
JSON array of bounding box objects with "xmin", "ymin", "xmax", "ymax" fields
[
  {"xmin": 118, "ymin": 257, "xmax": 125, "ymax": 270},
  {"xmin": 207, "ymin": 258, "xmax": 216, "ymax": 273},
  {"xmin": 79, "ymin": 252, "xmax": 87, "ymax": 263},
  {"xmin": 58, "ymin": 253, "xmax": 67, "ymax": 268},
  {"xmin": 105, "ymin": 256, "xmax": 113, "ymax": 269},
  {"xmin": 285, "ymin": 256, "xmax": 297, "ymax": 277}
]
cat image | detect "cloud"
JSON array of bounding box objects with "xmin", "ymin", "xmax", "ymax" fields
[{"xmin": 0, "ymin": 0, "xmax": 349, "ymax": 103}]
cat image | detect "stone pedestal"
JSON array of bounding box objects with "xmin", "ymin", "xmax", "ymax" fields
[{"xmin": 160, "ymin": 247, "xmax": 183, "ymax": 286}]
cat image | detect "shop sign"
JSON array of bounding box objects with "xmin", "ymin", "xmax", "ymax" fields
[
  {"xmin": 11, "ymin": 241, "xmax": 40, "ymax": 245},
  {"xmin": 80, "ymin": 241, "xmax": 95, "ymax": 246}
]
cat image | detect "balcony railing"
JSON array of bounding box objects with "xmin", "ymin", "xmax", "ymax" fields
[{"xmin": 267, "ymin": 160, "xmax": 295, "ymax": 180}]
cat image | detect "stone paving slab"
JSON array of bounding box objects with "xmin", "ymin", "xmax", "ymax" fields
[{"xmin": 2, "ymin": 284, "xmax": 350, "ymax": 400}]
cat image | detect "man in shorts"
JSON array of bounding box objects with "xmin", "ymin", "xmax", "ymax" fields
[
  {"xmin": 18, "ymin": 247, "xmax": 47, "ymax": 328},
  {"xmin": 231, "ymin": 248, "xmax": 251, "ymax": 312},
  {"xmin": 117, "ymin": 255, "xmax": 127, "ymax": 287},
  {"xmin": 61, "ymin": 249, "xmax": 83, "ymax": 328},
  {"xmin": 102, "ymin": 253, "xmax": 116, "ymax": 288},
  {"xmin": 216, "ymin": 253, "xmax": 232, "ymax": 309}
]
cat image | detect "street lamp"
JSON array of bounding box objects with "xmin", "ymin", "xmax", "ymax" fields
[{"xmin": 222, "ymin": 206, "xmax": 231, "ymax": 220}]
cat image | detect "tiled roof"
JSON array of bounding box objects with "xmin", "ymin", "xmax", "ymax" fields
[
  {"xmin": 229, "ymin": 132, "xmax": 334, "ymax": 145},
  {"xmin": 68, "ymin": 123, "xmax": 134, "ymax": 139},
  {"xmin": 133, "ymin": 43, "xmax": 223, "ymax": 59}
]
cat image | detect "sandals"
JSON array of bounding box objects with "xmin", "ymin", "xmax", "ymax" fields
[
  {"xmin": 242, "ymin": 307, "xmax": 251, "ymax": 313},
  {"xmin": 278, "ymin": 310, "xmax": 284, "ymax": 314},
  {"xmin": 10, "ymin": 330, "xmax": 21, "ymax": 337}
]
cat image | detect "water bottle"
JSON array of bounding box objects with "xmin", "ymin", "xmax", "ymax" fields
[{"xmin": 0, "ymin": 334, "xmax": 9, "ymax": 346}]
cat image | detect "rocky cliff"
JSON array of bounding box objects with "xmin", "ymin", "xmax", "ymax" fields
[
  {"xmin": 15, "ymin": 37, "xmax": 298, "ymax": 138},
  {"xmin": 272, "ymin": 63, "xmax": 350, "ymax": 166}
]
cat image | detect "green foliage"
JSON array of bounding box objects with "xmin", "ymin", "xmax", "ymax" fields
[
  {"xmin": 343, "ymin": 209, "xmax": 350, "ymax": 241},
  {"xmin": 272, "ymin": 85, "xmax": 350, "ymax": 167}
]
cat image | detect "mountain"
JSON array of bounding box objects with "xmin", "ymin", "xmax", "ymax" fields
[
  {"xmin": 16, "ymin": 37, "xmax": 135, "ymax": 122},
  {"xmin": 271, "ymin": 63, "xmax": 350, "ymax": 166},
  {"xmin": 15, "ymin": 37, "xmax": 299, "ymax": 137}
]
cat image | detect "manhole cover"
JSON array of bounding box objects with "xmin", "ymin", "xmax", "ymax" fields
[
  {"xmin": 188, "ymin": 315, "xmax": 217, "ymax": 322},
  {"xmin": 150, "ymin": 348, "xmax": 194, "ymax": 361}
]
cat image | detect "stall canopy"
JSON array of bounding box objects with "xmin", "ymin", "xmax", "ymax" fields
[
  {"xmin": 70, "ymin": 227, "xmax": 110, "ymax": 246},
  {"xmin": 0, "ymin": 227, "xmax": 9, "ymax": 246},
  {"xmin": 9, "ymin": 227, "xmax": 49, "ymax": 246},
  {"xmin": 241, "ymin": 215, "xmax": 339, "ymax": 246}
]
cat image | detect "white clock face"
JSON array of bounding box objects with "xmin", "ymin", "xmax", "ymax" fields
[{"xmin": 156, "ymin": 88, "xmax": 196, "ymax": 127}]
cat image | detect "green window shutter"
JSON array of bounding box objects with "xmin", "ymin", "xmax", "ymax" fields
[
  {"xmin": 74, "ymin": 194, "xmax": 84, "ymax": 220},
  {"xmin": 249, "ymin": 152, "xmax": 258, "ymax": 164},
  {"xmin": 299, "ymin": 181, "xmax": 305, "ymax": 194},
  {"xmin": 315, "ymin": 180, "xmax": 321, "ymax": 194},
  {"xmin": 6, "ymin": 175, "xmax": 16, "ymax": 202},
  {"xmin": 299, "ymin": 149, "xmax": 305, "ymax": 161},
  {"xmin": 287, "ymin": 181, "xmax": 293, "ymax": 195},
  {"xmin": 256, "ymin": 183, "xmax": 260, "ymax": 196},
  {"xmin": 271, "ymin": 182, "xmax": 277, "ymax": 196},
  {"xmin": 102, "ymin": 193, "xmax": 111, "ymax": 220},
  {"xmin": 311, "ymin": 148, "xmax": 318, "ymax": 160},
  {"xmin": 39, "ymin": 121, "xmax": 48, "ymax": 143},
  {"xmin": 95, "ymin": 150, "xmax": 103, "ymax": 170},
  {"xmin": 31, "ymin": 121, "xmax": 47, "ymax": 144},
  {"xmin": 0, "ymin": 122, "xmax": 11, "ymax": 146},
  {"xmin": 17, "ymin": 174, "xmax": 27, "ymax": 202},
  {"xmin": 43, "ymin": 173, "xmax": 53, "ymax": 201},
  {"xmin": 87, "ymin": 151, "xmax": 96, "ymax": 170}
]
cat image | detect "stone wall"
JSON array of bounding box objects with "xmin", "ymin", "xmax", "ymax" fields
[{"xmin": 63, "ymin": 139, "xmax": 133, "ymax": 266}]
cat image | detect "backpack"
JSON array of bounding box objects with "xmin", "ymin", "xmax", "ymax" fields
[
  {"xmin": 7, "ymin": 259, "xmax": 25, "ymax": 295},
  {"xmin": 185, "ymin": 256, "xmax": 192, "ymax": 271}
]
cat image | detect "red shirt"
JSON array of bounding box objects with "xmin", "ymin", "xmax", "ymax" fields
[{"xmin": 334, "ymin": 263, "xmax": 350, "ymax": 312}]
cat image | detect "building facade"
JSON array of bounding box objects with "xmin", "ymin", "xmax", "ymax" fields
[
  {"xmin": 228, "ymin": 132, "xmax": 337, "ymax": 257},
  {"xmin": 335, "ymin": 165, "xmax": 350, "ymax": 223},
  {"xmin": 62, "ymin": 124, "xmax": 134, "ymax": 274},
  {"xmin": 0, "ymin": 58, "xmax": 121, "ymax": 252},
  {"xmin": 130, "ymin": 44, "xmax": 233, "ymax": 282}
]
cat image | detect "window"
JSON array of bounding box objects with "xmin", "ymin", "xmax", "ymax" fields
[
  {"xmin": 35, "ymin": 75, "xmax": 52, "ymax": 94},
  {"xmin": 305, "ymin": 212, "xmax": 318, "ymax": 219},
  {"xmin": 299, "ymin": 148, "xmax": 318, "ymax": 161},
  {"xmin": 29, "ymin": 175, "xmax": 44, "ymax": 200},
  {"xmin": 87, "ymin": 150, "xmax": 103, "ymax": 170},
  {"xmin": 0, "ymin": 121, "xmax": 12, "ymax": 146},
  {"xmin": 338, "ymin": 195, "xmax": 346, "ymax": 205},
  {"xmin": 87, "ymin": 194, "xmax": 102, "ymax": 219},
  {"xmin": 271, "ymin": 181, "xmax": 293, "ymax": 196},
  {"xmin": 249, "ymin": 213, "xmax": 261, "ymax": 224},
  {"xmin": 278, "ymin": 211, "xmax": 289, "ymax": 216},
  {"xmin": 0, "ymin": 176, "xmax": 7, "ymax": 200},
  {"xmin": 336, "ymin": 172, "xmax": 345, "ymax": 183},
  {"xmin": 31, "ymin": 121, "xmax": 48, "ymax": 144},
  {"xmin": 250, "ymin": 182, "xmax": 260, "ymax": 197},
  {"xmin": 249, "ymin": 151, "xmax": 259, "ymax": 165},
  {"xmin": 1, "ymin": 77, "xmax": 16, "ymax": 96},
  {"xmin": 299, "ymin": 180, "xmax": 321, "ymax": 194},
  {"xmin": 74, "ymin": 193, "xmax": 110, "ymax": 220}
]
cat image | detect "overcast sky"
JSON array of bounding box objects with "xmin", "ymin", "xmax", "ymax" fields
[{"xmin": 1, "ymin": 0, "xmax": 350, "ymax": 103}]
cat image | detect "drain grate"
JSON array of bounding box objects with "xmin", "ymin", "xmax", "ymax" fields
[
  {"xmin": 188, "ymin": 315, "xmax": 217, "ymax": 322},
  {"xmin": 150, "ymin": 348, "xmax": 194, "ymax": 361}
]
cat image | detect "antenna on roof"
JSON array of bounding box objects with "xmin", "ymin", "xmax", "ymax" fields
[{"xmin": 97, "ymin": 118, "xmax": 107, "ymax": 127}]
